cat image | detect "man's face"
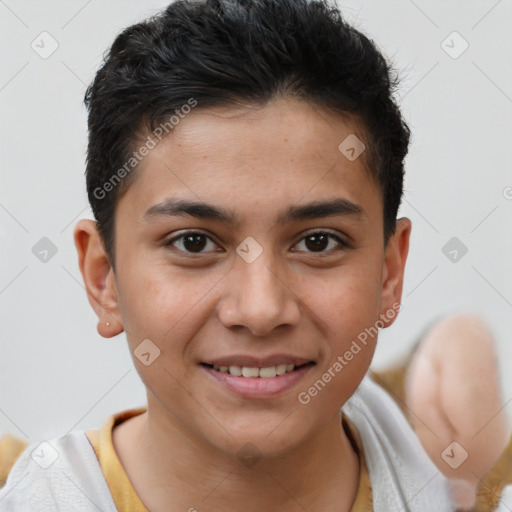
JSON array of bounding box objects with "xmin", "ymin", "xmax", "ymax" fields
[{"xmin": 106, "ymin": 97, "xmax": 408, "ymax": 456}]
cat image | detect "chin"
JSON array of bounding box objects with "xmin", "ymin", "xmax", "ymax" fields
[{"xmin": 205, "ymin": 413, "xmax": 315, "ymax": 461}]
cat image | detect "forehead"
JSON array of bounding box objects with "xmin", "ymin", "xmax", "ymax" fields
[{"xmin": 118, "ymin": 97, "xmax": 382, "ymax": 229}]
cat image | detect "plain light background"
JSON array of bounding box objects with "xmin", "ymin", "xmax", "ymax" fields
[{"xmin": 1, "ymin": 0, "xmax": 511, "ymax": 443}]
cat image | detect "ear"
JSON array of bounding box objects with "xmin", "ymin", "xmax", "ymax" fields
[
  {"xmin": 379, "ymin": 217, "xmax": 412, "ymax": 327},
  {"xmin": 73, "ymin": 219, "xmax": 124, "ymax": 338}
]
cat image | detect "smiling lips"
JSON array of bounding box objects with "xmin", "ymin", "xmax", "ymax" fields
[
  {"xmin": 201, "ymin": 356, "xmax": 315, "ymax": 396},
  {"xmin": 202, "ymin": 355, "xmax": 312, "ymax": 378}
]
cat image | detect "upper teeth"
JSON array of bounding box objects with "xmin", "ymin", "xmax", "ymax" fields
[{"xmin": 213, "ymin": 364, "xmax": 295, "ymax": 378}]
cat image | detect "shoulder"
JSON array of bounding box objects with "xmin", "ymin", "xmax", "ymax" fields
[
  {"xmin": 344, "ymin": 374, "xmax": 455, "ymax": 511},
  {"xmin": 0, "ymin": 431, "xmax": 117, "ymax": 512}
]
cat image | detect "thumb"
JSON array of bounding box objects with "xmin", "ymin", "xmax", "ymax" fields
[{"xmin": 449, "ymin": 478, "xmax": 477, "ymax": 511}]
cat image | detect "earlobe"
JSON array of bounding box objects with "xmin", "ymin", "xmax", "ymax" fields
[
  {"xmin": 73, "ymin": 219, "xmax": 124, "ymax": 338},
  {"xmin": 379, "ymin": 217, "xmax": 412, "ymax": 327}
]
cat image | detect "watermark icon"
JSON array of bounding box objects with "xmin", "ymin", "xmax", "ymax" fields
[
  {"xmin": 338, "ymin": 134, "xmax": 365, "ymax": 161},
  {"xmin": 441, "ymin": 31, "xmax": 469, "ymax": 60},
  {"xmin": 441, "ymin": 441, "xmax": 468, "ymax": 469},
  {"xmin": 237, "ymin": 442, "xmax": 262, "ymax": 468},
  {"xmin": 30, "ymin": 441, "xmax": 59, "ymax": 469},
  {"xmin": 298, "ymin": 302, "xmax": 402, "ymax": 405},
  {"xmin": 442, "ymin": 237, "xmax": 468, "ymax": 263},
  {"xmin": 93, "ymin": 98, "xmax": 198, "ymax": 200},
  {"xmin": 503, "ymin": 186, "xmax": 512, "ymax": 200},
  {"xmin": 32, "ymin": 237, "xmax": 58, "ymax": 263},
  {"xmin": 134, "ymin": 338, "xmax": 161, "ymax": 366},
  {"xmin": 236, "ymin": 236, "xmax": 263, "ymax": 263},
  {"xmin": 31, "ymin": 31, "xmax": 59, "ymax": 59}
]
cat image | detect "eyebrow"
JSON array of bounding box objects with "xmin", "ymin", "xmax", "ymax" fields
[{"xmin": 143, "ymin": 197, "xmax": 365, "ymax": 226}]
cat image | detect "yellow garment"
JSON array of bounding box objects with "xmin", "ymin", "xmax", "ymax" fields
[
  {"xmin": 85, "ymin": 407, "xmax": 148, "ymax": 512},
  {"xmin": 83, "ymin": 407, "xmax": 372, "ymax": 512},
  {"xmin": 344, "ymin": 413, "xmax": 374, "ymax": 511},
  {"xmin": 0, "ymin": 434, "xmax": 29, "ymax": 488}
]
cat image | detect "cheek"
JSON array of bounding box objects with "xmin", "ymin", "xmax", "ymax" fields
[
  {"xmin": 313, "ymin": 266, "xmax": 381, "ymax": 327},
  {"xmin": 312, "ymin": 268, "xmax": 381, "ymax": 367},
  {"xmin": 115, "ymin": 263, "xmax": 179, "ymax": 345},
  {"xmin": 116, "ymin": 261, "xmax": 217, "ymax": 355},
  {"xmin": 115, "ymin": 273, "xmax": 199, "ymax": 399}
]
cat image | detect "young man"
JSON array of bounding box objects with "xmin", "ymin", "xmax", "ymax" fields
[{"xmin": 0, "ymin": 1, "xmax": 510, "ymax": 510}]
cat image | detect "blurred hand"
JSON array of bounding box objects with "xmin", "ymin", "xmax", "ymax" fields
[{"xmin": 405, "ymin": 314, "xmax": 511, "ymax": 511}]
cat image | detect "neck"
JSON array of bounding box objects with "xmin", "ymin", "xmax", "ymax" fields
[{"xmin": 113, "ymin": 402, "xmax": 360, "ymax": 512}]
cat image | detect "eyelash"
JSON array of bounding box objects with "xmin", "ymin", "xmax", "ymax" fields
[{"xmin": 164, "ymin": 230, "xmax": 350, "ymax": 256}]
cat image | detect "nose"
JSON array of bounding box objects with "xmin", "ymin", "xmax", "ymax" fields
[{"xmin": 217, "ymin": 253, "xmax": 301, "ymax": 337}]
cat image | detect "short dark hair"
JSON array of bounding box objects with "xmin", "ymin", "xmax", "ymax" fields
[{"xmin": 84, "ymin": 0, "xmax": 410, "ymax": 268}]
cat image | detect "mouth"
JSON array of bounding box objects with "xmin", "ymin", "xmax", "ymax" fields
[
  {"xmin": 200, "ymin": 361, "xmax": 313, "ymax": 378},
  {"xmin": 200, "ymin": 357, "xmax": 315, "ymax": 398}
]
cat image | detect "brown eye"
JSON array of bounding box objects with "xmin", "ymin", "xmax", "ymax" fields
[
  {"xmin": 293, "ymin": 232, "xmax": 348, "ymax": 254},
  {"xmin": 305, "ymin": 233, "xmax": 329, "ymax": 252},
  {"xmin": 165, "ymin": 231, "xmax": 219, "ymax": 254},
  {"xmin": 182, "ymin": 234, "xmax": 208, "ymax": 252}
]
